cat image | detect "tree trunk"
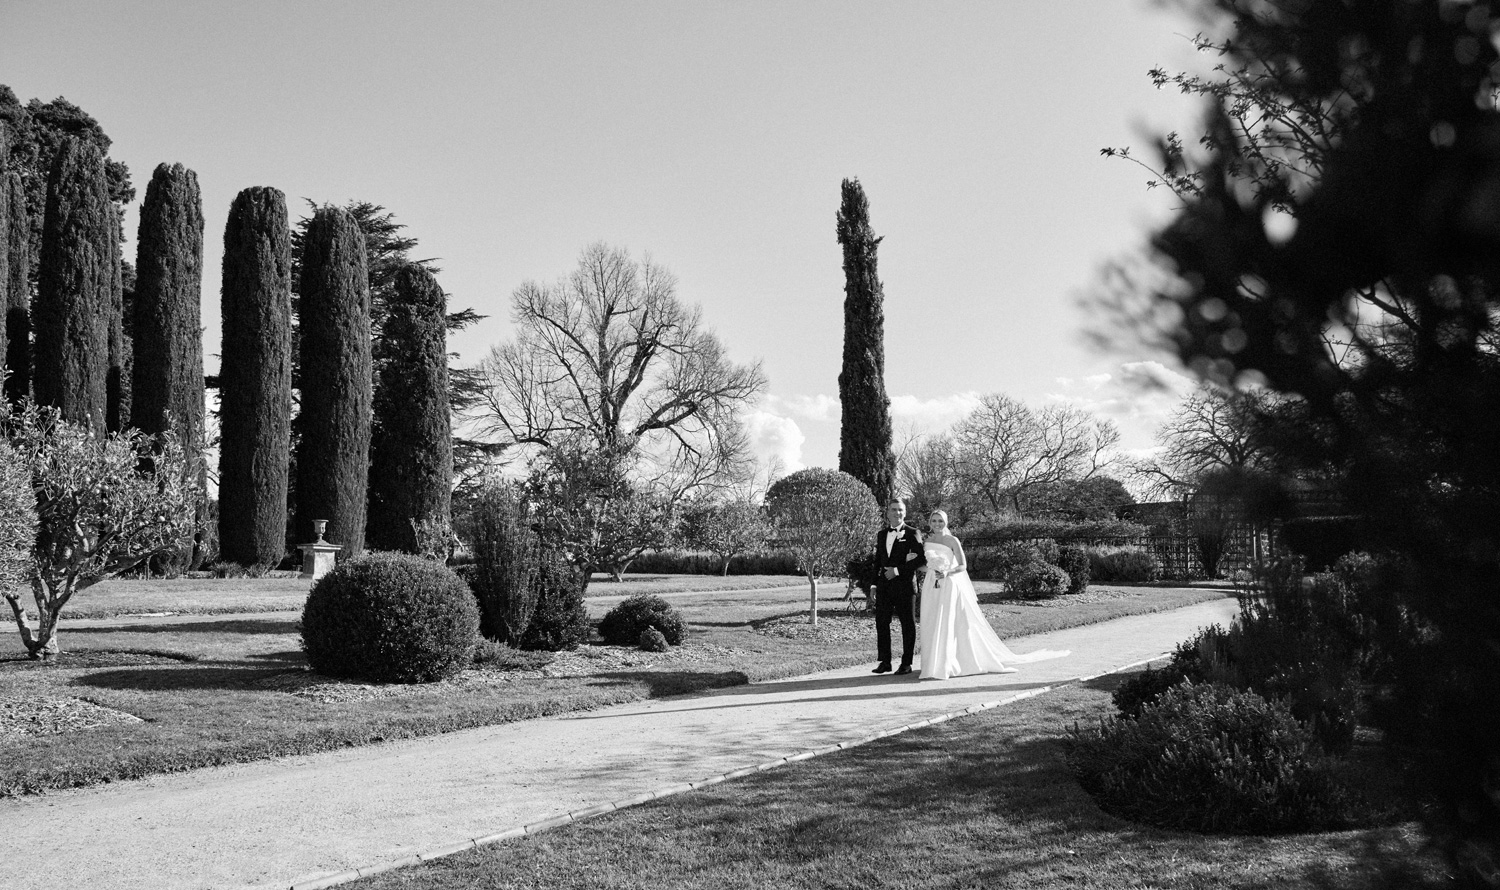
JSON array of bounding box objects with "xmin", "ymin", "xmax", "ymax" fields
[
  {"xmin": 808, "ymin": 572, "xmax": 819, "ymax": 626},
  {"xmin": 721, "ymin": 557, "xmax": 730, "ymax": 576}
]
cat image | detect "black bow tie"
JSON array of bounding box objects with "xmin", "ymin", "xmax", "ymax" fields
[{"xmin": 888, "ymin": 526, "xmax": 903, "ymax": 533}]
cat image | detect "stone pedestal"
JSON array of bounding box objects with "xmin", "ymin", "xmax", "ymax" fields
[{"xmin": 298, "ymin": 520, "xmax": 341, "ymax": 581}]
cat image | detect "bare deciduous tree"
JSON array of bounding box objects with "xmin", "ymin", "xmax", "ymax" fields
[
  {"xmin": 474, "ymin": 243, "xmax": 765, "ymax": 499},
  {"xmin": 951, "ymin": 394, "xmax": 1119, "ymax": 516},
  {"xmin": 1130, "ymin": 388, "xmax": 1278, "ymax": 500}
]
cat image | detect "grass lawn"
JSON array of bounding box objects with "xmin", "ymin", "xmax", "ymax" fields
[
  {"xmin": 0, "ymin": 579, "xmax": 1230, "ymax": 798},
  {"xmin": 349, "ymin": 671, "xmax": 1445, "ymax": 890}
]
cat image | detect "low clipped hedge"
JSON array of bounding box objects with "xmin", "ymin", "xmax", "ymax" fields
[
  {"xmin": 1067, "ymin": 681, "xmax": 1353, "ymax": 834},
  {"xmin": 301, "ymin": 551, "xmax": 480, "ymax": 683},
  {"xmin": 1087, "ymin": 545, "xmax": 1161, "ymax": 583},
  {"xmin": 599, "ymin": 594, "xmax": 686, "ymax": 646}
]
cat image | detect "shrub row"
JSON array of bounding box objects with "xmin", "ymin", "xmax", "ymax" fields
[{"xmin": 624, "ymin": 549, "xmax": 800, "ymax": 576}]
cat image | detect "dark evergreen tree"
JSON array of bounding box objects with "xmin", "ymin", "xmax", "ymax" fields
[
  {"xmin": 367, "ymin": 263, "xmax": 452, "ymax": 553},
  {"xmin": 836, "ymin": 178, "xmax": 896, "ymax": 505},
  {"xmin": 34, "ymin": 137, "xmax": 110, "ymax": 433},
  {"xmin": 219, "ymin": 187, "xmax": 293, "ymax": 568},
  {"xmin": 3, "ymin": 170, "xmax": 28, "ymax": 405},
  {"xmin": 0, "ymin": 121, "xmax": 9, "ymax": 375},
  {"xmin": 295, "ymin": 206, "xmax": 372, "ymax": 557},
  {"xmin": 132, "ymin": 163, "xmax": 204, "ymax": 446},
  {"xmin": 105, "ymin": 202, "xmax": 128, "ymax": 432},
  {"xmin": 0, "ymin": 87, "xmax": 133, "ymax": 289}
]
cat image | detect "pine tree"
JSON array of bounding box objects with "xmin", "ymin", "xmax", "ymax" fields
[
  {"xmin": 836, "ymin": 178, "xmax": 896, "ymax": 506},
  {"xmin": 295, "ymin": 206, "xmax": 372, "ymax": 557},
  {"xmin": 34, "ymin": 137, "xmax": 111, "ymax": 433},
  {"xmin": 367, "ymin": 263, "xmax": 452, "ymax": 553},
  {"xmin": 219, "ymin": 186, "xmax": 293, "ymax": 568},
  {"xmin": 3, "ymin": 170, "xmax": 29, "ymax": 405}
]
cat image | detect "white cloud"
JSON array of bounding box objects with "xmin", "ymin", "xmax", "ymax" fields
[
  {"xmin": 1045, "ymin": 360, "xmax": 1200, "ymax": 451},
  {"xmin": 763, "ymin": 393, "xmax": 839, "ymax": 424},
  {"xmin": 888, "ymin": 391, "xmax": 983, "ymax": 433},
  {"xmin": 744, "ymin": 409, "xmax": 807, "ymax": 473}
]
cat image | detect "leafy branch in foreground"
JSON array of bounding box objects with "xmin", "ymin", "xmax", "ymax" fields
[{"xmin": 1, "ymin": 399, "xmax": 199, "ymax": 658}]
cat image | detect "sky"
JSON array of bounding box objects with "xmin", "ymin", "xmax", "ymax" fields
[{"xmin": 3, "ymin": 0, "xmax": 1213, "ymax": 477}]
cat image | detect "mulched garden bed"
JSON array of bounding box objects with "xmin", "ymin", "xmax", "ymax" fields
[{"xmin": 0, "ymin": 696, "xmax": 145, "ymax": 736}]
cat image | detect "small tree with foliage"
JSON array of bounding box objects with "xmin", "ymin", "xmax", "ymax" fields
[
  {"xmin": 525, "ymin": 442, "xmax": 675, "ymax": 589},
  {"xmin": 0, "ymin": 435, "xmax": 37, "ymax": 600},
  {"xmin": 765, "ymin": 468, "xmax": 880, "ymax": 626},
  {"xmin": 1, "ymin": 400, "xmax": 198, "ymax": 659},
  {"xmin": 679, "ymin": 497, "xmax": 771, "ymax": 575}
]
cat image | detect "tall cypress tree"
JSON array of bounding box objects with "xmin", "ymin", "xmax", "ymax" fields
[
  {"xmin": 3, "ymin": 170, "xmax": 29, "ymax": 405},
  {"xmin": 295, "ymin": 206, "xmax": 372, "ymax": 557},
  {"xmin": 219, "ymin": 187, "xmax": 293, "ymax": 568},
  {"xmin": 34, "ymin": 137, "xmax": 111, "ymax": 433},
  {"xmin": 0, "ymin": 122, "xmax": 9, "ymax": 381},
  {"xmin": 367, "ymin": 263, "xmax": 452, "ymax": 553},
  {"xmin": 106, "ymin": 202, "xmax": 128, "ymax": 432},
  {"xmin": 836, "ymin": 178, "xmax": 896, "ymax": 506},
  {"xmin": 131, "ymin": 163, "xmax": 204, "ymax": 451}
]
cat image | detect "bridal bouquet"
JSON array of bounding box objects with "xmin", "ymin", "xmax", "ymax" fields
[{"xmin": 924, "ymin": 548, "xmax": 954, "ymax": 574}]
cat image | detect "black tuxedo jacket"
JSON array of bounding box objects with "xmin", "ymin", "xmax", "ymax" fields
[{"xmin": 874, "ymin": 524, "xmax": 925, "ymax": 587}]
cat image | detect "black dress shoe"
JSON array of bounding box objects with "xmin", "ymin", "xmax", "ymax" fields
[
  {"xmin": 894, "ymin": 664, "xmax": 913, "ymax": 675},
  {"xmin": 872, "ymin": 663, "xmax": 893, "ymax": 674}
]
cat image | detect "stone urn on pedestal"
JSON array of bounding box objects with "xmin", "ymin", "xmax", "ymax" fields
[{"xmin": 298, "ymin": 520, "xmax": 342, "ymax": 580}]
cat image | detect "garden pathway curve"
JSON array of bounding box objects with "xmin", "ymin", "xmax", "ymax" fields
[{"xmin": 3, "ymin": 596, "xmax": 1238, "ymax": 890}]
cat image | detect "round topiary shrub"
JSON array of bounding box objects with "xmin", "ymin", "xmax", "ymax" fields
[
  {"xmin": 599, "ymin": 594, "xmax": 686, "ymax": 646},
  {"xmin": 1006, "ymin": 560, "xmax": 1071, "ymax": 599},
  {"xmin": 301, "ymin": 551, "xmax": 479, "ymax": 683},
  {"xmin": 639, "ymin": 626, "xmax": 669, "ymax": 652},
  {"xmin": 1066, "ymin": 681, "xmax": 1352, "ymax": 834}
]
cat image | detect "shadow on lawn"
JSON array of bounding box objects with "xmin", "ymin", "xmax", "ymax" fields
[
  {"xmin": 69, "ymin": 661, "xmax": 298, "ymax": 691},
  {"xmin": 63, "ymin": 618, "xmax": 302, "ymax": 636},
  {"xmin": 588, "ymin": 669, "xmax": 751, "ymax": 698}
]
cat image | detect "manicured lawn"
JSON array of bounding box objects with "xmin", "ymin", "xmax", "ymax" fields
[
  {"xmin": 349, "ymin": 672, "xmax": 1445, "ymax": 890},
  {"xmin": 0, "ymin": 579, "xmax": 1230, "ymax": 798}
]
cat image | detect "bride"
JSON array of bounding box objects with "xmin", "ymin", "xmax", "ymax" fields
[{"xmin": 918, "ymin": 510, "xmax": 1069, "ymax": 680}]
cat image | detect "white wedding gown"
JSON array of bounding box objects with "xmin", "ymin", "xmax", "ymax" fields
[{"xmin": 918, "ymin": 541, "xmax": 1070, "ymax": 680}]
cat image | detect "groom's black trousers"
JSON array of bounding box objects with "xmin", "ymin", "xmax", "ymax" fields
[{"xmin": 875, "ymin": 577, "xmax": 917, "ymax": 667}]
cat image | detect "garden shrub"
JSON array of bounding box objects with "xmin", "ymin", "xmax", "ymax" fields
[
  {"xmin": 1112, "ymin": 627, "xmax": 1215, "ymax": 718},
  {"xmin": 1198, "ymin": 611, "xmax": 1359, "ymax": 755},
  {"xmin": 1087, "ymin": 545, "xmax": 1161, "ymax": 583},
  {"xmin": 1066, "ymin": 682, "xmax": 1353, "ymax": 834},
  {"xmin": 599, "ymin": 594, "xmax": 687, "ymax": 646},
  {"xmin": 1112, "ymin": 662, "xmax": 1193, "ymax": 719},
  {"xmin": 622, "ymin": 548, "xmax": 800, "ymax": 576},
  {"xmin": 968, "ymin": 541, "xmax": 1040, "ymax": 582},
  {"xmin": 301, "ymin": 551, "xmax": 479, "ymax": 683},
  {"xmin": 1006, "ymin": 560, "xmax": 1070, "ymax": 599},
  {"xmin": 516, "ymin": 552, "xmax": 590, "ymax": 651},
  {"xmin": 639, "ymin": 626, "xmax": 669, "ymax": 652},
  {"xmin": 471, "ymin": 637, "xmax": 554, "ymax": 671},
  {"xmin": 1057, "ymin": 544, "xmax": 1090, "ymax": 595},
  {"xmin": 1280, "ymin": 515, "xmax": 1364, "ymax": 572},
  {"xmin": 465, "ymin": 482, "xmax": 542, "ymax": 644}
]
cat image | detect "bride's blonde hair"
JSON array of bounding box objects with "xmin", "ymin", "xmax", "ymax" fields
[{"xmin": 928, "ymin": 509, "xmax": 949, "ymax": 527}]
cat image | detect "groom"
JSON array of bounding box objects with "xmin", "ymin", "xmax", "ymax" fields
[{"xmin": 872, "ymin": 498, "xmax": 924, "ymax": 675}]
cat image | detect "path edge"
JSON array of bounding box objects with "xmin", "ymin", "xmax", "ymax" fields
[{"xmin": 282, "ymin": 652, "xmax": 1171, "ymax": 890}]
